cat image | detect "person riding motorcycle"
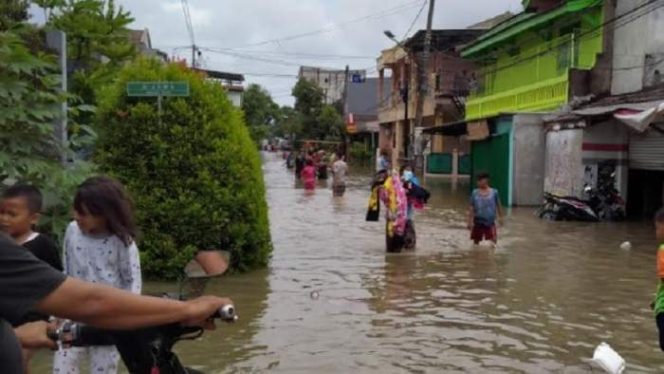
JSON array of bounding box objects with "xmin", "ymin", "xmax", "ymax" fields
[{"xmin": 0, "ymin": 234, "xmax": 232, "ymax": 373}]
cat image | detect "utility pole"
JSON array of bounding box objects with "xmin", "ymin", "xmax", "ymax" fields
[
  {"xmin": 191, "ymin": 45, "xmax": 196, "ymax": 68},
  {"xmin": 413, "ymin": 0, "xmax": 435, "ymax": 171},
  {"xmin": 343, "ymin": 65, "xmax": 350, "ymax": 160}
]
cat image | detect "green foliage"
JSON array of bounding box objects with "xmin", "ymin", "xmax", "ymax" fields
[
  {"xmin": 291, "ymin": 78, "xmax": 346, "ymax": 142},
  {"xmin": 349, "ymin": 142, "xmax": 372, "ymax": 161},
  {"xmin": 43, "ymin": 0, "xmax": 136, "ymax": 143},
  {"xmin": 241, "ymin": 84, "xmax": 279, "ymax": 144},
  {"xmin": 95, "ymin": 58, "xmax": 272, "ymax": 279},
  {"xmin": 271, "ymin": 106, "xmax": 302, "ymax": 139},
  {"xmin": 0, "ymin": 31, "xmax": 63, "ymax": 181},
  {"xmin": 317, "ymin": 105, "xmax": 344, "ymax": 141},
  {"xmin": 0, "ymin": 30, "xmax": 93, "ymax": 242},
  {"xmin": 0, "ymin": 0, "xmax": 30, "ymax": 31}
]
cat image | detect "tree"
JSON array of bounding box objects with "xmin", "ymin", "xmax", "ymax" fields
[
  {"xmin": 0, "ymin": 30, "xmax": 92, "ymax": 240},
  {"xmin": 317, "ymin": 105, "xmax": 345, "ymax": 141},
  {"xmin": 95, "ymin": 58, "xmax": 272, "ymax": 279},
  {"xmin": 0, "ymin": 0, "xmax": 30, "ymax": 31},
  {"xmin": 41, "ymin": 0, "xmax": 136, "ymax": 146},
  {"xmin": 241, "ymin": 84, "xmax": 279, "ymax": 144}
]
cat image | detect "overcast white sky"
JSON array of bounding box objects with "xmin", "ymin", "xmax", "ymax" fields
[{"xmin": 32, "ymin": 0, "xmax": 522, "ymax": 106}]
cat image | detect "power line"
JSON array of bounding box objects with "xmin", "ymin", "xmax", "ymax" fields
[
  {"xmin": 468, "ymin": 0, "xmax": 664, "ymax": 85},
  {"xmin": 225, "ymin": 0, "xmax": 423, "ymax": 50},
  {"xmin": 196, "ymin": 49, "xmax": 376, "ymax": 60},
  {"xmin": 402, "ymin": 0, "xmax": 427, "ymax": 41}
]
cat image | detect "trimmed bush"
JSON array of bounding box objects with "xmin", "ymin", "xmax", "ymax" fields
[{"xmin": 95, "ymin": 58, "xmax": 271, "ymax": 279}]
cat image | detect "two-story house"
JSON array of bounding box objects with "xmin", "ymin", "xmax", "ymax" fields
[
  {"xmin": 439, "ymin": 0, "xmax": 610, "ymax": 206},
  {"xmin": 544, "ymin": 0, "xmax": 664, "ymax": 218},
  {"xmin": 376, "ymin": 29, "xmax": 484, "ymax": 173}
]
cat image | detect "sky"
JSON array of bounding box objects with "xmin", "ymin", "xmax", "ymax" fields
[{"xmin": 31, "ymin": 0, "xmax": 522, "ymax": 106}]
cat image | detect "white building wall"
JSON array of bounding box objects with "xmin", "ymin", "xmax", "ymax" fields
[
  {"xmin": 544, "ymin": 129, "xmax": 584, "ymax": 197},
  {"xmin": 299, "ymin": 67, "xmax": 366, "ymax": 104},
  {"xmin": 612, "ymin": 0, "xmax": 664, "ymax": 95}
]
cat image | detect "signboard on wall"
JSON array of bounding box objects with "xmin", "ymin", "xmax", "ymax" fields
[{"xmin": 467, "ymin": 120, "xmax": 489, "ymax": 141}]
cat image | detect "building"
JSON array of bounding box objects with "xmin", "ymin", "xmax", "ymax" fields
[
  {"xmin": 128, "ymin": 28, "xmax": 168, "ymax": 62},
  {"xmin": 196, "ymin": 69, "xmax": 245, "ymax": 107},
  {"xmin": 376, "ymin": 29, "xmax": 485, "ymax": 174},
  {"xmin": 425, "ymin": 0, "xmax": 610, "ymax": 206},
  {"xmin": 543, "ymin": 0, "xmax": 664, "ymax": 218},
  {"xmin": 299, "ymin": 66, "xmax": 366, "ymax": 104},
  {"xmin": 345, "ymin": 77, "xmax": 391, "ymax": 158}
]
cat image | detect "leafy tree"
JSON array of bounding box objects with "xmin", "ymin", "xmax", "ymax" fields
[
  {"xmin": 0, "ymin": 0, "xmax": 30, "ymax": 30},
  {"xmin": 241, "ymin": 84, "xmax": 279, "ymax": 144},
  {"xmin": 95, "ymin": 58, "xmax": 272, "ymax": 279},
  {"xmin": 291, "ymin": 78, "xmax": 347, "ymax": 142},
  {"xmin": 272, "ymin": 106, "xmax": 301, "ymax": 139},
  {"xmin": 0, "ymin": 30, "xmax": 92, "ymax": 239},
  {"xmin": 292, "ymin": 77, "xmax": 324, "ymax": 119},
  {"xmin": 317, "ymin": 105, "xmax": 345, "ymax": 141},
  {"xmin": 40, "ymin": 0, "xmax": 136, "ymax": 147}
]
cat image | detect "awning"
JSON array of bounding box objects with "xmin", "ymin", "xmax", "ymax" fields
[
  {"xmin": 462, "ymin": 0, "xmax": 602, "ymax": 58},
  {"xmin": 545, "ymin": 100, "xmax": 664, "ymax": 132},
  {"xmin": 422, "ymin": 119, "xmax": 468, "ymax": 136}
]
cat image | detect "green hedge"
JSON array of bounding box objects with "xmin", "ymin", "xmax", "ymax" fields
[{"xmin": 95, "ymin": 58, "xmax": 271, "ymax": 279}]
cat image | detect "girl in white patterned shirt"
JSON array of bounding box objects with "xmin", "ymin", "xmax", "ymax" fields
[{"xmin": 54, "ymin": 176, "xmax": 142, "ymax": 374}]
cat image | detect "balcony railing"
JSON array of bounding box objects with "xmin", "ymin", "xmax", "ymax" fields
[{"xmin": 466, "ymin": 34, "xmax": 577, "ymax": 119}]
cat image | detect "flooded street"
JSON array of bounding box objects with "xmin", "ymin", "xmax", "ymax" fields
[{"xmin": 35, "ymin": 153, "xmax": 662, "ymax": 373}]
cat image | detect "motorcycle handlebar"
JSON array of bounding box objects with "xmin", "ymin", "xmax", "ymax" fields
[{"xmin": 49, "ymin": 304, "xmax": 238, "ymax": 345}]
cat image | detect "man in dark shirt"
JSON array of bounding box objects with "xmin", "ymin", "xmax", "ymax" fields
[{"xmin": 0, "ymin": 235, "xmax": 231, "ymax": 373}]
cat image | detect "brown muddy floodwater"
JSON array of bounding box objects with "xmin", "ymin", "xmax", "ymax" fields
[{"xmin": 34, "ymin": 152, "xmax": 662, "ymax": 373}]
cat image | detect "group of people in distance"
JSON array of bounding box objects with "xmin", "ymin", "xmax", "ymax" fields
[
  {"xmin": 295, "ymin": 147, "xmax": 348, "ymax": 197},
  {"xmin": 0, "ymin": 176, "xmax": 230, "ymax": 373}
]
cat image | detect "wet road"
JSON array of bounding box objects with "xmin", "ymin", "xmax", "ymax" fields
[{"xmin": 34, "ymin": 152, "xmax": 662, "ymax": 373}]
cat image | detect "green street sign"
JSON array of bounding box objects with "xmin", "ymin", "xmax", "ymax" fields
[{"xmin": 126, "ymin": 81, "xmax": 190, "ymax": 97}]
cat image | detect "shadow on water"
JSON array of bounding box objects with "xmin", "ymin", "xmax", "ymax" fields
[{"xmin": 32, "ymin": 152, "xmax": 663, "ymax": 373}]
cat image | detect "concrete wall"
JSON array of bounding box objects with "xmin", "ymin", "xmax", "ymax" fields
[
  {"xmin": 512, "ymin": 114, "xmax": 546, "ymax": 206},
  {"xmin": 544, "ymin": 128, "xmax": 584, "ymax": 197},
  {"xmin": 612, "ymin": 0, "xmax": 664, "ymax": 95}
]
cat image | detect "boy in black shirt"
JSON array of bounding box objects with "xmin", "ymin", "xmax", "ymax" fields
[{"xmin": 0, "ymin": 184, "xmax": 62, "ymax": 271}]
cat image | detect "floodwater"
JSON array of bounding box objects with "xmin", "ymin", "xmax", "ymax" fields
[{"xmin": 34, "ymin": 152, "xmax": 662, "ymax": 373}]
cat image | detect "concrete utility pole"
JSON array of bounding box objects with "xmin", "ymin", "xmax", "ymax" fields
[
  {"xmin": 343, "ymin": 65, "xmax": 350, "ymax": 159},
  {"xmin": 413, "ymin": 0, "xmax": 435, "ymax": 171}
]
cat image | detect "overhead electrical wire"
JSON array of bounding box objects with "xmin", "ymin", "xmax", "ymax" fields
[
  {"xmin": 402, "ymin": 0, "xmax": 428, "ymax": 41},
  {"xmin": 225, "ymin": 0, "xmax": 423, "ymax": 50},
  {"xmin": 462, "ymin": 0, "xmax": 664, "ymax": 85}
]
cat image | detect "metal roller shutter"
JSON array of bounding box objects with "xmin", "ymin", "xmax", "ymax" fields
[{"xmin": 630, "ymin": 131, "xmax": 664, "ymax": 171}]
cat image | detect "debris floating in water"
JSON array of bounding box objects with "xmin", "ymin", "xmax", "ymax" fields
[
  {"xmin": 620, "ymin": 241, "xmax": 632, "ymax": 251},
  {"xmin": 592, "ymin": 342, "xmax": 625, "ymax": 374},
  {"xmin": 310, "ymin": 291, "xmax": 320, "ymax": 300}
]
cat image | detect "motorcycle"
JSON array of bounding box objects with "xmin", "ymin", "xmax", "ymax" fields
[
  {"xmin": 50, "ymin": 251, "xmax": 237, "ymax": 374},
  {"xmin": 539, "ymin": 183, "xmax": 625, "ymax": 222}
]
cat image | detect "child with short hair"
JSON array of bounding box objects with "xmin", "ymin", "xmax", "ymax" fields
[
  {"xmin": 0, "ymin": 184, "xmax": 62, "ymax": 271},
  {"xmin": 0, "ymin": 184, "xmax": 62, "ymax": 373},
  {"xmin": 653, "ymin": 208, "xmax": 664, "ymax": 351},
  {"xmin": 53, "ymin": 176, "xmax": 142, "ymax": 374},
  {"xmin": 468, "ymin": 173, "xmax": 502, "ymax": 245}
]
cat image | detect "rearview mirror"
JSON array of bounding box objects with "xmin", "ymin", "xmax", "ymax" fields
[{"xmin": 181, "ymin": 250, "xmax": 230, "ymax": 299}]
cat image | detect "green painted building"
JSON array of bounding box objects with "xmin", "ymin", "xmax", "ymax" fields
[
  {"xmin": 454, "ymin": 0, "xmax": 607, "ymax": 206},
  {"xmin": 463, "ymin": 0, "xmax": 604, "ymax": 120}
]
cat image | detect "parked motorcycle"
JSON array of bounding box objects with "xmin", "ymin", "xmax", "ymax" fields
[
  {"xmin": 538, "ymin": 192, "xmax": 600, "ymax": 222},
  {"xmin": 50, "ymin": 251, "xmax": 236, "ymax": 374},
  {"xmin": 539, "ymin": 183, "xmax": 625, "ymax": 222}
]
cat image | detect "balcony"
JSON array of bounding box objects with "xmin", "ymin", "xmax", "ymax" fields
[{"xmin": 465, "ymin": 34, "xmax": 578, "ymax": 120}]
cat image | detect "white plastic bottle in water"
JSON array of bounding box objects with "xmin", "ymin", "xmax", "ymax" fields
[{"xmin": 592, "ymin": 342, "xmax": 625, "ymax": 374}]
